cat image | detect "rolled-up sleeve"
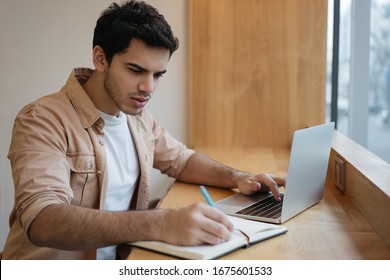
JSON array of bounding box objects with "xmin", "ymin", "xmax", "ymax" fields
[
  {"xmin": 139, "ymin": 111, "xmax": 195, "ymax": 178},
  {"xmin": 8, "ymin": 105, "xmax": 72, "ymax": 237},
  {"xmin": 153, "ymin": 124, "xmax": 195, "ymax": 178}
]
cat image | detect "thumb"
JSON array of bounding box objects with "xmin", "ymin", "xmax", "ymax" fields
[{"xmin": 241, "ymin": 181, "xmax": 261, "ymax": 195}]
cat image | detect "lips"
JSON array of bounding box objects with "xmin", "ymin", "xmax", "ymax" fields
[{"xmin": 131, "ymin": 96, "xmax": 150, "ymax": 108}]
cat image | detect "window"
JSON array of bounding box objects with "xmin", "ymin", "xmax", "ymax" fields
[{"xmin": 327, "ymin": 0, "xmax": 390, "ymax": 163}]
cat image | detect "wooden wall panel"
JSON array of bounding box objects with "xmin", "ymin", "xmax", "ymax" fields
[{"xmin": 188, "ymin": 0, "xmax": 328, "ymax": 148}]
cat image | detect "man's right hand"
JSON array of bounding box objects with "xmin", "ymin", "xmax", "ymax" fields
[{"xmin": 160, "ymin": 202, "xmax": 235, "ymax": 246}]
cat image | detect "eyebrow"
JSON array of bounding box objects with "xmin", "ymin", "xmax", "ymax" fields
[{"xmin": 125, "ymin": 63, "xmax": 167, "ymax": 76}]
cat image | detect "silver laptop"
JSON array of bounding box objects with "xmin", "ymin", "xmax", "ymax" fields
[{"xmin": 216, "ymin": 122, "xmax": 335, "ymax": 224}]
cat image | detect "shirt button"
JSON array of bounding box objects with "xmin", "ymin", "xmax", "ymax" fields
[
  {"xmin": 99, "ymin": 139, "xmax": 104, "ymax": 146},
  {"xmin": 88, "ymin": 160, "xmax": 93, "ymax": 169}
]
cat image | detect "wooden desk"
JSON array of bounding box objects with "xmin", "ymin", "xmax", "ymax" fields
[{"xmin": 128, "ymin": 147, "xmax": 390, "ymax": 260}]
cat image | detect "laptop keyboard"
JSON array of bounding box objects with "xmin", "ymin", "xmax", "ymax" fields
[{"xmin": 235, "ymin": 195, "xmax": 283, "ymax": 219}]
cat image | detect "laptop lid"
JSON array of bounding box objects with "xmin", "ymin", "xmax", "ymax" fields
[
  {"xmin": 215, "ymin": 122, "xmax": 335, "ymax": 224},
  {"xmin": 280, "ymin": 122, "xmax": 334, "ymax": 222}
]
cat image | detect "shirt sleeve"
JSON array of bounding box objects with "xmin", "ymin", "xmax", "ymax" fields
[
  {"xmin": 8, "ymin": 105, "xmax": 72, "ymax": 237},
  {"xmin": 141, "ymin": 111, "xmax": 195, "ymax": 178}
]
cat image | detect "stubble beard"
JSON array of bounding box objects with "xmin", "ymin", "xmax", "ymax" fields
[{"xmin": 103, "ymin": 71, "xmax": 141, "ymax": 116}]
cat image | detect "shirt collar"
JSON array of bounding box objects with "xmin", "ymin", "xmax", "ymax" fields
[{"xmin": 65, "ymin": 68, "xmax": 102, "ymax": 129}]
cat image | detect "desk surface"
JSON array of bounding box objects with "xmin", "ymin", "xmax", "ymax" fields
[{"xmin": 128, "ymin": 147, "xmax": 390, "ymax": 260}]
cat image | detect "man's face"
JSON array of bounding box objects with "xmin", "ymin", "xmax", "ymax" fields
[{"xmin": 104, "ymin": 39, "xmax": 170, "ymax": 115}]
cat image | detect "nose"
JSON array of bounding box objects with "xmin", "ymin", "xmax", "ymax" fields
[{"xmin": 138, "ymin": 75, "xmax": 154, "ymax": 94}]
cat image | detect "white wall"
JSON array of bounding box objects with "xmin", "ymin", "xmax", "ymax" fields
[{"xmin": 0, "ymin": 0, "xmax": 187, "ymax": 250}]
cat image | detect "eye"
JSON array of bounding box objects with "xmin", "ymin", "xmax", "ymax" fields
[
  {"xmin": 154, "ymin": 70, "xmax": 167, "ymax": 79},
  {"xmin": 129, "ymin": 67, "xmax": 143, "ymax": 74},
  {"xmin": 154, "ymin": 72, "xmax": 164, "ymax": 79}
]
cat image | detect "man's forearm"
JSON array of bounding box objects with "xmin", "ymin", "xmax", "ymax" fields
[
  {"xmin": 29, "ymin": 203, "xmax": 166, "ymax": 251},
  {"xmin": 178, "ymin": 152, "xmax": 245, "ymax": 189}
]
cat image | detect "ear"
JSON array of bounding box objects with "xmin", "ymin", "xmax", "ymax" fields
[{"xmin": 92, "ymin": 46, "xmax": 107, "ymax": 72}]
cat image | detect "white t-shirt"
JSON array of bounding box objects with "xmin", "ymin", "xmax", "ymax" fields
[{"xmin": 96, "ymin": 111, "xmax": 140, "ymax": 260}]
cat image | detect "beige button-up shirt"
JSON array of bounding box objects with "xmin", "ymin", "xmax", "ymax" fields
[{"xmin": 3, "ymin": 68, "xmax": 195, "ymax": 259}]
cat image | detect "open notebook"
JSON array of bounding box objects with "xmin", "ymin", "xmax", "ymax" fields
[{"xmin": 130, "ymin": 216, "xmax": 287, "ymax": 260}]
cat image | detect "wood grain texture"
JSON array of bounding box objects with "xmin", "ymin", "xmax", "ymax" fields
[
  {"xmin": 329, "ymin": 130, "xmax": 390, "ymax": 247},
  {"xmin": 188, "ymin": 0, "xmax": 328, "ymax": 148},
  {"xmin": 128, "ymin": 147, "xmax": 390, "ymax": 260}
]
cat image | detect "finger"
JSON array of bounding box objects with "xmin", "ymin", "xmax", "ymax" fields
[
  {"xmin": 240, "ymin": 181, "xmax": 262, "ymax": 195},
  {"xmin": 204, "ymin": 206, "xmax": 235, "ymax": 232},
  {"xmin": 271, "ymin": 175, "xmax": 287, "ymax": 187},
  {"xmin": 250, "ymin": 181, "xmax": 262, "ymax": 192},
  {"xmin": 199, "ymin": 219, "xmax": 232, "ymax": 245},
  {"xmin": 195, "ymin": 227, "xmax": 225, "ymax": 245},
  {"xmin": 199, "ymin": 205, "xmax": 234, "ymax": 244},
  {"xmin": 260, "ymin": 174, "xmax": 282, "ymax": 201}
]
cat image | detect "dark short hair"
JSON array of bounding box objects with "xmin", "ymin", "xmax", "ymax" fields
[{"xmin": 93, "ymin": 0, "xmax": 179, "ymax": 64}]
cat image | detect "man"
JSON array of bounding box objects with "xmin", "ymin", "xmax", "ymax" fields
[{"xmin": 2, "ymin": 0, "xmax": 285, "ymax": 259}]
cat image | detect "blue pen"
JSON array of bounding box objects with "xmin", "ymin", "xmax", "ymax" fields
[{"xmin": 200, "ymin": 185, "xmax": 216, "ymax": 208}]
